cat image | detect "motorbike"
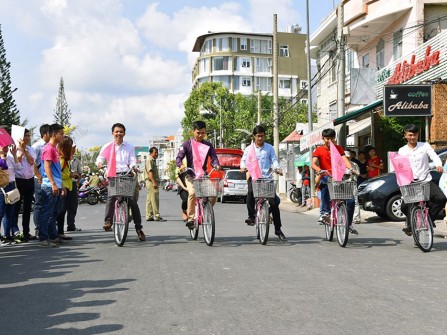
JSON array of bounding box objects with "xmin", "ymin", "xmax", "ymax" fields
[
  {"xmin": 95, "ymin": 185, "xmax": 108, "ymax": 203},
  {"xmin": 78, "ymin": 185, "xmax": 100, "ymax": 205},
  {"xmin": 289, "ymin": 181, "xmax": 301, "ymax": 203}
]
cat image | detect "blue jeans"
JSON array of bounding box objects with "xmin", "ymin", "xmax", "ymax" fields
[
  {"xmin": 37, "ymin": 186, "xmax": 59, "ymax": 241},
  {"xmin": 1, "ymin": 182, "xmax": 20, "ymax": 238},
  {"xmin": 33, "ymin": 178, "xmax": 42, "ymax": 231},
  {"xmin": 319, "ymin": 180, "xmax": 330, "ymax": 215}
]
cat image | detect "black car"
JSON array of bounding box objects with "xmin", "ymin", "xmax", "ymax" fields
[{"xmin": 357, "ymin": 149, "xmax": 447, "ymax": 221}]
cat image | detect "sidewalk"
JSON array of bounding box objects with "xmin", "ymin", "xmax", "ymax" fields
[{"xmin": 279, "ymin": 194, "xmax": 447, "ymax": 238}]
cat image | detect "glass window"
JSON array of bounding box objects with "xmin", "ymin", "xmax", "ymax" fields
[
  {"xmin": 279, "ymin": 79, "xmax": 291, "ymax": 89},
  {"xmin": 250, "ymin": 39, "xmax": 272, "ymax": 54},
  {"xmin": 255, "ymin": 77, "xmax": 271, "ymax": 91},
  {"xmin": 241, "ymin": 58, "xmax": 251, "ymax": 68},
  {"xmin": 242, "ymin": 77, "xmax": 252, "ymax": 87},
  {"xmin": 213, "ymin": 76, "xmax": 231, "ymax": 89},
  {"xmin": 329, "ymin": 102, "xmax": 337, "ymax": 121},
  {"xmin": 376, "ymin": 39, "xmax": 385, "ymax": 69},
  {"xmin": 330, "ymin": 51, "xmax": 337, "ymax": 83},
  {"xmin": 213, "ymin": 56, "xmax": 230, "ymax": 71},
  {"xmin": 240, "ymin": 37, "xmax": 247, "ymax": 50},
  {"xmin": 279, "ymin": 45, "xmax": 289, "ymax": 57},
  {"xmin": 201, "ymin": 39, "xmax": 212, "ymax": 55},
  {"xmin": 362, "ymin": 53, "xmax": 369, "ymax": 68},
  {"xmin": 255, "ymin": 58, "xmax": 271, "ymax": 72},
  {"xmin": 215, "ymin": 37, "xmax": 229, "ymax": 52},
  {"xmin": 232, "ymin": 38, "xmax": 237, "ymax": 52},
  {"xmin": 393, "ymin": 30, "xmax": 403, "ymax": 60}
]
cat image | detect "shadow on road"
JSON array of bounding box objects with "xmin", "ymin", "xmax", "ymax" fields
[{"xmin": 0, "ymin": 237, "xmax": 135, "ymax": 334}]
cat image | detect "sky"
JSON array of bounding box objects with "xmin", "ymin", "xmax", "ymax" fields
[{"xmin": 0, "ymin": 0, "xmax": 337, "ymax": 150}]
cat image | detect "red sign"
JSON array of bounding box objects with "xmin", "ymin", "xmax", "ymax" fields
[{"xmin": 387, "ymin": 46, "xmax": 440, "ymax": 85}]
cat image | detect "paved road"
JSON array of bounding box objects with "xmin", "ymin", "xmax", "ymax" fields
[{"xmin": 1, "ymin": 190, "xmax": 447, "ymax": 335}]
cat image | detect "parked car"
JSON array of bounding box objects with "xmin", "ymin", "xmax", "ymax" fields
[
  {"xmin": 358, "ymin": 148, "xmax": 447, "ymax": 221},
  {"xmin": 219, "ymin": 169, "xmax": 247, "ymax": 203}
]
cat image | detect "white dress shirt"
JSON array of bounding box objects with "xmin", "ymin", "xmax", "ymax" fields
[
  {"xmin": 398, "ymin": 142, "xmax": 442, "ymax": 182},
  {"xmin": 96, "ymin": 141, "xmax": 136, "ymax": 173},
  {"xmin": 15, "ymin": 145, "xmax": 36, "ymax": 179}
]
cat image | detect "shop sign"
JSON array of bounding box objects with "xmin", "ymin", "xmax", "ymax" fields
[{"xmin": 384, "ymin": 84, "xmax": 432, "ymax": 117}]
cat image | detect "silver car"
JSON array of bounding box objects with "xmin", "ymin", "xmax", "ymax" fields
[{"xmin": 220, "ymin": 169, "xmax": 248, "ymax": 203}]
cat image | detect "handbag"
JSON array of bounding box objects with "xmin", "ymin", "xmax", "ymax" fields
[
  {"xmin": 1, "ymin": 187, "xmax": 21, "ymax": 205},
  {"xmin": 0, "ymin": 169, "xmax": 8, "ymax": 188}
]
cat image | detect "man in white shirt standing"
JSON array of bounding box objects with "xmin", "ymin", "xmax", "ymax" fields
[{"xmin": 398, "ymin": 124, "xmax": 446, "ymax": 235}]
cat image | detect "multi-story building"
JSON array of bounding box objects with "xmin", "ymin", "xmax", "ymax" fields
[
  {"xmin": 191, "ymin": 27, "xmax": 309, "ymax": 103},
  {"xmin": 305, "ymin": 0, "xmax": 447, "ymax": 152}
]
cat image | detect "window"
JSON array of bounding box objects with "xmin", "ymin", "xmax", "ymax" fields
[
  {"xmin": 279, "ymin": 45, "xmax": 289, "ymax": 57},
  {"xmin": 213, "ymin": 56, "xmax": 230, "ymax": 71},
  {"xmin": 241, "ymin": 58, "xmax": 251, "ymax": 69},
  {"xmin": 232, "ymin": 38, "xmax": 237, "ymax": 52},
  {"xmin": 250, "ymin": 39, "xmax": 272, "ymax": 54},
  {"xmin": 256, "ymin": 77, "xmax": 271, "ymax": 91},
  {"xmin": 300, "ymin": 99, "xmax": 308, "ymax": 105},
  {"xmin": 346, "ymin": 49, "xmax": 354, "ymax": 73},
  {"xmin": 242, "ymin": 77, "xmax": 252, "ymax": 87},
  {"xmin": 201, "ymin": 39, "xmax": 212, "ymax": 55},
  {"xmin": 300, "ymin": 80, "xmax": 308, "ymax": 90},
  {"xmin": 240, "ymin": 37, "xmax": 247, "ymax": 50},
  {"xmin": 376, "ymin": 39, "xmax": 385, "ymax": 69},
  {"xmin": 199, "ymin": 58, "xmax": 210, "ymax": 74},
  {"xmin": 362, "ymin": 53, "xmax": 369, "ymax": 68},
  {"xmin": 213, "ymin": 76, "xmax": 231, "ymax": 89},
  {"xmin": 393, "ymin": 30, "xmax": 403, "ymax": 60},
  {"xmin": 215, "ymin": 37, "xmax": 229, "ymax": 52},
  {"xmin": 255, "ymin": 58, "xmax": 271, "ymax": 72},
  {"xmin": 330, "ymin": 51, "xmax": 337, "ymax": 83},
  {"xmin": 329, "ymin": 102, "xmax": 338, "ymax": 121},
  {"xmin": 279, "ymin": 79, "xmax": 291, "ymax": 89}
]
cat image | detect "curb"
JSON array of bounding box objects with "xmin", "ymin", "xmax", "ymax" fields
[{"xmin": 279, "ymin": 195, "xmax": 447, "ymax": 238}]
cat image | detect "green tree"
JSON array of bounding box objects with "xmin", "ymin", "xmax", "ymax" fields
[
  {"xmin": 183, "ymin": 82, "xmax": 316, "ymax": 148},
  {"xmin": 53, "ymin": 77, "xmax": 71, "ymax": 126},
  {"xmin": 0, "ymin": 24, "xmax": 20, "ymax": 131}
]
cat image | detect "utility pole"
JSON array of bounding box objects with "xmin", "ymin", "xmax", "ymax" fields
[
  {"xmin": 306, "ymin": 0, "xmax": 315, "ymax": 198},
  {"xmin": 337, "ymin": 3, "xmax": 347, "ymax": 148},
  {"xmin": 257, "ymin": 90, "xmax": 261, "ymax": 125},
  {"xmin": 273, "ymin": 14, "xmax": 279, "ymax": 157}
]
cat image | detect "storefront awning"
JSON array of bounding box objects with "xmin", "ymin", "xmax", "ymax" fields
[{"xmin": 333, "ymin": 99, "xmax": 383, "ymax": 126}]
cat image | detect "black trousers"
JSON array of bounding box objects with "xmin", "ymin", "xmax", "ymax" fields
[
  {"xmin": 105, "ymin": 194, "xmax": 142, "ymax": 230},
  {"xmin": 246, "ymin": 178, "xmax": 282, "ymax": 232},
  {"xmin": 56, "ymin": 182, "xmax": 78, "ymax": 234},
  {"xmin": 401, "ymin": 180, "xmax": 447, "ymax": 223},
  {"xmin": 13, "ymin": 177, "xmax": 35, "ymax": 237}
]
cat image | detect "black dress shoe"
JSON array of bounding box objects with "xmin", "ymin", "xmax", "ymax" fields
[
  {"xmin": 245, "ymin": 218, "xmax": 255, "ymax": 226},
  {"xmin": 275, "ymin": 230, "xmax": 287, "ymax": 241},
  {"xmin": 67, "ymin": 227, "xmax": 81, "ymax": 232},
  {"xmin": 402, "ymin": 227, "xmax": 412, "ymax": 236}
]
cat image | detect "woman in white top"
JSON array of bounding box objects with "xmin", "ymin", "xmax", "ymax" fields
[{"xmin": 0, "ymin": 144, "xmax": 22, "ymax": 245}]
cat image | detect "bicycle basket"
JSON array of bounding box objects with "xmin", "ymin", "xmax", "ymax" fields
[
  {"xmin": 399, "ymin": 182, "xmax": 430, "ymax": 203},
  {"xmin": 252, "ymin": 178, "xmax": 275, "ymax": 198},
  {"xmin": 327, "ymin": 180, "xmax": 356, "ymax": 200},
  {"xmin": 107, "ymin": 176, "xmax": 136, "ymax": 197},
  {"xmin": 193, "ymin": 178, "xmax": 223, "ymax": 198}
]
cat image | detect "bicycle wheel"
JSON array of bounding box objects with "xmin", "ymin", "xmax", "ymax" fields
[
  {"xmin": 324, "ymin": 212, "xmax": 334, "ymax": 242},
  {"xmin": 335, "ymin": 202, "xmax": 349, "ymax": 247},
  {"xmin": 257, "ymin": 200, "xmax": 270, "ymax": 245},
  {"xmin": 410, "ymin": 205, "xmax": 433, "ymax": 252},
  {"xmin": 202, "ymin": 201, "xmax": 215, "ymax": 246},
  {"xmin": 113, "ymin": 199, "xmax": 129, "ymax": 247},
  {"xmin": 190, "ymin": 201, "xmax": 200, "ymax": 240}
]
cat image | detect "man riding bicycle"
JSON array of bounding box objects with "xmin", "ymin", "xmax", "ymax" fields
[
  {"xmin": 96, "ymin": 123, "xmax": 145, "ymax": 241},
  {"xmin": 240, "ymin": 125, "xmax": 286, "ymax": 241},
  {"xmin": 311, "ymin": 128, "xmax": 357, "ymax": 234},
  {"xmin": 175, "ymin": 121, "xmax": 221, "ymax": 229},
  {"xmin": 398, "ymin": 124, "xmax": 446, "ymax": 235}
]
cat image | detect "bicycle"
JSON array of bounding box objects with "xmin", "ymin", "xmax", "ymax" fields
[
  {"xmin": 319, "ymin": 170, "xmax": 356, "ymax": 247},
  {"xmin": 181, "ymin": 167, "xmax": 223, "ymax": 246},
  {"xmin": 399, "ymin": 181, "xmax": 433, "ymax": 252},
  {"xmin": 107, "ymin": 168, "xmax": 138, "ymax": 247},
  {"xmin": 251, "ymin": 177, "xmax": 276, "ymax": 245}
]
